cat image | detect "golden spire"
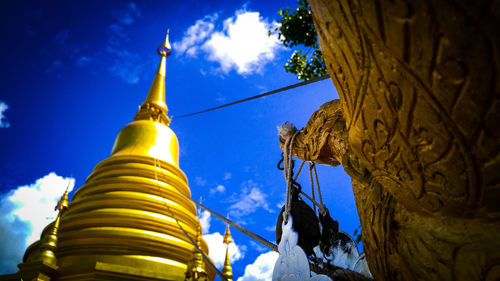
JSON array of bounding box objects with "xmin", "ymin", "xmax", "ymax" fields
[
  {"xmin": 185, "ymin": 224, "xmax": 208, "ymax": 281},
  {"xmin": 134, "ymin": 30, "xmax": 172, "ymax": 125},
  {"xmin": 55, "ymin": 179, "xmax": 70, "ymax": 211},
  {"xmin": 24, "ymin": 183, "xmax": 70, "ymax": 265},
  {"xmin": 16, "ymin": 30, "xmax": 216, "ymax": 281},
  {"xmin": 222, "ymin": 223, "xmax": 233, "ymax": 281},
  {"xmin": 223, "ymin": 223, "xmax": 233, "ymax": 245},
  {"xmin": 111, "ymin": 30, "xmax": 181, "ymax": 166},
  {"xmin": 222, "ymin": 247, "xmax": 233, "ymax": 281}
]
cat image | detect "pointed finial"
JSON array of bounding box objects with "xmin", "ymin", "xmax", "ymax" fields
[
  {"xmin": 158, "ymin": 29, "xmax": 173, "ymax": 57},
  {"xmin": 55, "ymin": 178, "xmax": 71, "ymax": 211},
  {"xmin": 222, "ymin": 242, "xmax": 233, "ymax": 281},
  {"xmin": 26, "ymin": 177, "xmax": 71, "ymax": 265},
  {"xmin": 223, "ymin": 215, "xmax": 233, "ymax": 245},
  {"xmin": 134, "ymin": 29, "xmax": 172, "ymax": 125},
  {"xmin": 222, "ymin": 215, "xmax": 234, "ymax": 280}
]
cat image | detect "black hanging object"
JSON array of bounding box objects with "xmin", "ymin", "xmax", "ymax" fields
[
  {"xmin": 318, "ymin": 209, "xmax": 339, "ymax": 254},
  {"xmin": 276, "ymin": 185, "xmax": 320, "ymax": 257}
]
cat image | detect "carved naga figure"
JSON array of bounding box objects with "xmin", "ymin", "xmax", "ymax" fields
[{"xmin": 280, "ymin": 1, "xmax": 500, "ymax": 280}]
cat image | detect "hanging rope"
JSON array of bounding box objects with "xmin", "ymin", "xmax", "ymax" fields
[
  {"xmin": 277, "ymin": 122, "xmax": 329, "ymax": 220},
  {"xmin": 312, "ymin": 163, "xmax": 325, "ymax": 214},
  {"xmin": 277, "ymin": 154, "xmax": 325, "ymax": 218},
  {"xmin": 282, "ymin": 139, "xmax": 292, "ymax": 223},
  {"xmin": 283, "ymin": 130, "xmax": 300, "ymax": 224},
  {"xmin": 308, "ymin": 162, "xmax": 317, "ymax": 215},
  {"xmin": 173, "ymin": 75, "xmax": 330, "ymax": 119},
  {"xmin": 153, "ymin": 158, "xmax": 228, "ymax": 281},
  {"xmin": 297, "ymin": 190, "xmax": 323, "ymax": 210},
  {"xmin": 294, "ymin": 159, "xmax": 306, "ymax": 182}
]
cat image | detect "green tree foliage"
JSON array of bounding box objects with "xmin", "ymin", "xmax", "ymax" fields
[{"xmin": 272, "ymin": 0, "xmax": 328, "ymax": 81}]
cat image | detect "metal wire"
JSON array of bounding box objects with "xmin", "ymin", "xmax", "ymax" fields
[
  {"xmin": 191, "ymin": 199, "xmax": 278, "ymax": 252},
  {"xmin": 173, "ymin": 75, "xmax": 330, "ymax": 119}
]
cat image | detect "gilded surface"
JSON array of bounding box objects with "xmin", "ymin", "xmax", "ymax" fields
[
  {"xmin": 282, "ymin": 1, "xmax": 500, "ymax": 280},
  {"xmin": 279, "ymin": 99, "xmax": 348, "ymax": 167},
  {"xmin": 2, "ymin": 33, "xmax": 216, "ymax": 281},
  {"xmin": 222, "ymin": 225, "xmax": 233, "ymax": 281},
  {"xmin": 222, "ymin": 247, "xmax": 233, "ymax": 281},
  {"xmin": 185, "ymin": 225, "xmax": 209, "ymax": 281},
  {"xmin": 53, "ymin": 33, "xmax": 215, "ymax": 279}
]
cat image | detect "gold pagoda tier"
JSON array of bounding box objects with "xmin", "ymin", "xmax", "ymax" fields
[{"xmin": 50, "ymin": 33, "xmax": 215, "ymax": 281}]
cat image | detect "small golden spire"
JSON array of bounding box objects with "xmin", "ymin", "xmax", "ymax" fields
[
  {"xmin": 223, "ymin": 224, "xmax": 233, "ymax": 245},
  {"xmin": 27, "ymin": 183, "xmax": 71, "ymax": 265},
  {"xmin": 55, "ymin": 179, "xmax": 71, "ymax": 211},
  {"xmin": 185, "ymin": 224, "xmax": 208, "ymax": 281},
  {"xmin": 134, "ymin": 30, "xmax": 172, "ymax": 125},
  {"xmin": 222, "ymin": 222, "xmax": 234, "ymax": 281},
  {"xmin": 222, "ymin": 246, "xmax": 233, "ymax": 281},
  {"xmin": 159, "ymin": 30, "xmax": 173, "ymax": 55}
]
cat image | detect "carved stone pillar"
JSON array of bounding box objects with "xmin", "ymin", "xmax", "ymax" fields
[{"xmin": 286, "ymin": 1, "xmax": 500, "ymax": 279}]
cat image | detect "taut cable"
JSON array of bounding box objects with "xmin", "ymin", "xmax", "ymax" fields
[{"xmin": 173, "ymin": 76, "xmax": 330, "ymax": 119}]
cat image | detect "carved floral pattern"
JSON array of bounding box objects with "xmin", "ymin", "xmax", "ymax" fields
[{"xmin": 282, "ymin": 0, "xmax": 500, "ymax": 280}]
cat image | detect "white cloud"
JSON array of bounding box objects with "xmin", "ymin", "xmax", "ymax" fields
[
  {"xmin": 174, "ymin": 9, "xmax": 281, "ymax": 75},
  {"xmin": 276, "ymin": 199, "xmax": 285, "ymax": 209},
  {"xmin": 199, "ymin": 210, "xmax": 211, "ymax": 234},
  {"xmin": 216, "ymin": 93, "xmax": 227, "ymax": 103},
  {"xmin": 224, "ymin": 172, "xmax": 232, "ymax": 180},
  {"xmin": 109, "ymin": 24, "xmax": 129, "ymax": 41},
  {"xmin": 265, "ymin": 225, "xmax": 276, "ymax": 232},
  {"xmin": 210, "ymin": 184, "xmax": 225, "ymax": 194},
  {"xmin": 201, "ymin": 10, "xmax": 281, "ymax": 74},
  {"xmin": 228, "ymin": 180, "xmax": 273, "ymax": 218},
  {"xmin": 237, "ymin": 251, "xmax": 279, "ymax": 281},
  {"xmin": 106, "ymin": 46, "xmax": 151, "ymax": 84},
  {"xmin": 250, "ymin": 240, "xmax": 268, "ymax": 252},
  {"xmin": 194, "ymin": 176, "xmax": 207, "ymax": 186},
  {"xmin": 0, "ymin": 173, "xmax": 75, "ymax": 273},
  {"xmin": 0, "ymin": 101, "xmax": 10, "ymax": 128},
  {"xmin": 198, "ymin": 210, "xmax": 244, "ymax": 270},
  {"xmin": 203, "ymin": 232, "xmax": 243, "ymax": 268},
  {"xmin": 173, "ymin": 14, "xmax": 218, "ymax": 57},
  {"xmin": 106, "ymin": 2, "xmax": 146, "ymax": 84}
]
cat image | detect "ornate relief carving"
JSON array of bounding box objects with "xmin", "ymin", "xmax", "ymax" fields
[
  {"xmin": 279, "ymin": 100, "xmax": 348, "ymax": 167},
  {"xmin": 281, "ymin": 0, "xmax": 500, "ymax": 280}
]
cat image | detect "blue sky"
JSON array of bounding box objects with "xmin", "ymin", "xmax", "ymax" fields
[{"xmin": 0, "ymin": 1, "xmax": 360, "ymax": 279}]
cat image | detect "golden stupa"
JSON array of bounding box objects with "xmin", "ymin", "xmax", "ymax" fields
[{"xmin": 0, "ymin": 32, "xmax": 216, "ymax": 281}]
